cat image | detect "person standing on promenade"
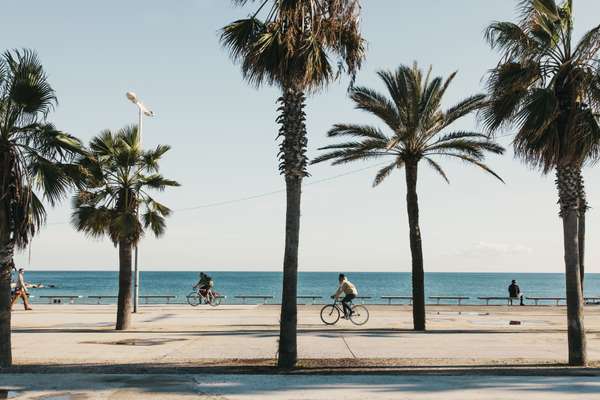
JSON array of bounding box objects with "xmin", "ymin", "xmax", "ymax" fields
[
  {"xmin": 11, "ymin": 268, "xmax": 33, "ymax": 311},
  {"xmin": 508, "ymin": 280, "xmax": 524, "ymax": 306},
  {"xmin": 333, "ymin": 274, "xmax": 358, "ymax": 319}
]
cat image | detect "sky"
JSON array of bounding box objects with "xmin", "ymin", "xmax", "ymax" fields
[{"xmin": 2, "ymin": 1, "xmax": 600, "ymax": 273}]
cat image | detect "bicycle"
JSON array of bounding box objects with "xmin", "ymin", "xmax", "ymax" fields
[
  {"xmin": 320, "ymin": 298, "xmax": 369, "ymax": 326},
  {"xmin": 187, "ymin": 287, "xmax": 222, "ymax": 307}
]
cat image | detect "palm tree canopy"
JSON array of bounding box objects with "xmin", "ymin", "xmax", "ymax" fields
[
  {"xmin": 313, "ymin": 63, "xmax": 505, "ymax": 186},
  {"xmin": 220, "ymin": 0, "xmax": 366, "ymax": 91},
  {"xmin": 72, "ymin": 125, "xmax": 179, "ymax": 245},
  {"xmin": 0, "ymin": 49, "xmax": 83, "ymax": 248},
  {"xmin": 482, "ymin": 0, "xmax": 600, "ymax": 172}
]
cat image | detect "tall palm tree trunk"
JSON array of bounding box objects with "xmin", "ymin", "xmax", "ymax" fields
[
  {"xmin": 578, "ymin": 210, "xmax": 585, "ymax": 286},
  {"xmin": 405, "ymin": 162, "xmax": 426, "ymax": 331},
  {"xmin": 278, "ymin": 176, "xmax": 301, "ymax": 368},
  {"xmin": 277, "ymin": 87, "xmax": 308, "ymax": 369},
  {"xmin": 116, "ymin": 240, "xmax": 133, "ymax": 330},
  {"xmin": 556, "ymin": 166, "xmax": 587, "ymax": 366},
  {"xmin": 0, "ymin": 199, "xmax": 13, "ymax": 367},
  {"xmin": 576, "ymin": 168, "xmax": 586, "ymax": 287}
]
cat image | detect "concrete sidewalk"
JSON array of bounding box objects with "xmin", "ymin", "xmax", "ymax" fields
[
  {"xmin": 1, "ymin": 373, "xmax": 600, "ymax": 399},
  {"xmin": 10, "ymin": 304, "xmax": 600, "ymax": 366}
]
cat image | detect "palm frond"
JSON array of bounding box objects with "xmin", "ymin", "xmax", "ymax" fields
[
  {"xmin": 28, "ymin": 155, "xmax": 73, "ymax": 206},
  {"xmin": 0, "ymin": 49, "xmax": 86, "ymax": 248},
  {"xmin": 319, "ymin": 63, "xmax": 503, "ymax": 188},
  {"xmin": 89, "ymin": 129, "xmax": 118, "ymax": 157},
  {"xmin": 142, "ymin": 144, "xmax": 171, "ymax": 172},
  {"xmin": 573, "ymin": 24, "xmax": 600, "ymax": 63},
  {"xmin": 426, "ymin": 131, "xmax": 505, "ymax": 159},
  {"xmin": 221, "ymin": 18, "xmax": 266, "ymax": 63},
  {"xmin": 424, "ymin": 157, "xmax": 450, "ymax": 183},
  {"xmin": 435, "ymin": 152, "xmax": 505, "ymax": 183},
  {"xmin": 144, "ymin": 196, "xmax": 172, "ymax": 217},
  {"xmin": 72, "ymin": 126, "xmax": 178, "ymax": 245},
  {"xmin": 373, "ymin": 161, "xmax": 399, "ymax": 187},
  {"xmin": 28, "ymin": 190, "xmax": 47, "ymax": 230},
  {"xmin": 349, "ymin": 86, "xmax": 401, "ymax": 133},
  {"xmin": 481, "ymin": 61, "xmax": 541, "ymax": 133},
  {"xmin": 482, "ymin": 0, "xmax": 600, "ymax": 172},
  {"xmin": 327, "ymin": 124, "xmax": 388, "ymax": 141},
  {"xmin": 71, "ymin": 205, "xmax": 112, "ymax": 240},
  {"xmin": 313, "ymin": 148, "xmax": 392, "ymax": 166},
  {"xmin": 4, "ymin": 49, "xmax": 56, "ymax": 119},
  {"xmin": 140, "ymin": 174, "xmax": 180, "ymax": 191},
  {"xmin": 441, "ymin": 94, "xmax": 486, "ymax": 130},
  {"xmin": 119, "ymin": 125, "xmax": 140, "ymax": 149},
  {"xmin": 220, "ymin": 0, "xmax": 365, "ymax": 91},
  {"xmin": 485, "ymin": 21, "xmax": 536, "ymax": 58},
  {"xmin": 142, "ymin": 210, "xmax": 167, "ymax": 237},
  {"xmin": 109, "ymin": 212, "xmax": 141, "ymax": 244},
  {"xmin": 376, "ymin": 68, "xmax": 410, "ymax": 124}
]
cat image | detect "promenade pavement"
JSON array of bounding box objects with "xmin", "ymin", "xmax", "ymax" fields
[{"xmin": 9, "ymin": 304, "xmax": 600, "ymax": 366}]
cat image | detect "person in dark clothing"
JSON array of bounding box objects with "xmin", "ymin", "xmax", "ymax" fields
[
  {"xmin": 508, "ymin": 280, "xmax": 524, "ymax": 306},
  {"xmin": 194, "ymin": 272, "xmax": 214, "ymax": 300}
]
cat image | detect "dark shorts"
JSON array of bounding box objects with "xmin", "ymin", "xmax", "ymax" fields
[{"xmin": 342, "ymin": 293, "xmax": 356, "ymax": 303}]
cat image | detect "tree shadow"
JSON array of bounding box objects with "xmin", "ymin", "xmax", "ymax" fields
[
  {"xmin": 13, "ymin": 327, "xmax": 584, "ymax": 336},
  {"xmin": 3, "ymin": 361, "xmax": 600, "ymax": 376},
  {"xmin": 1, "ymin": 370, "xmax": 600, "ymax": 398}
]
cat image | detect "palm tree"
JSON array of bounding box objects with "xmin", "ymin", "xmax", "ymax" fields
[
  {"xmin": 314, "ymin": 63, "xmax": 504, "ymax": 331},
  {"xmin": 220, "ymin": 0, "xmax": 365, "ymax": 368},
  {"xmin": 0, "ymin": 49, "xmax": 83, "ymax": 367},
  {"xmin": 72, "ymin": 126, "xmax": 179, "ymax": 330},
  {"xmin": 482, "ymin": 0, "xmax": 600, "ymax": 365}
]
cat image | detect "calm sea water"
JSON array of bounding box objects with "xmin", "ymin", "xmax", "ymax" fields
[{"xmin": 14, "ymin": 271, "xmax": 600, "ymax": 305}]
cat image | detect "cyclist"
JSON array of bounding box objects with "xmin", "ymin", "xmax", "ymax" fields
[
  {"xmin": 194, "ymin": 272, "xmax": 215, "ymax": 301},
  {"xmin": 332, "ymin": 273, "xmax": 358, "ymax": 319}
]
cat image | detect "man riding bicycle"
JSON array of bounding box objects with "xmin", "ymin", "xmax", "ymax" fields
[
  {"xmin": 332, "ymin": 273, "xmax": 358, "ymax": 319},
  {"xmin": 194, "ymin": 272, "xmax": 214, "ymax": 300}
]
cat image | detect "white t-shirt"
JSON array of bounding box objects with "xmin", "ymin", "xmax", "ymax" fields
[{"xmin": 334, "ymin": 279, "xmax": 358, "ymax": 297}]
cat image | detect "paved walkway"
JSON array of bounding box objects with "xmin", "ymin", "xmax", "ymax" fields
[
  {"xmin": 1, "ymin": 374, "xmax": 600, "ymax": 399},
  {"xmin": 10, "ymin": 304, "xmax": 600, "ymax": 366}
]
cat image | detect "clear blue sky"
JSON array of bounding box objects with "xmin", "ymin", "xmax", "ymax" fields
[{"xmin": 3, "ymin": 1, "xmax": 600, "ymax": 272}]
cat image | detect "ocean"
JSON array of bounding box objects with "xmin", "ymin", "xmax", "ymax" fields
[{"xmin": 15, "ymin": 271, "xmax": 600, "ymax": 305}]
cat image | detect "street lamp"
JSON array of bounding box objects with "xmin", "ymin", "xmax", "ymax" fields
[{"xmin": 126, "ymin": 91, "xmax": 154, "ymax": 313}]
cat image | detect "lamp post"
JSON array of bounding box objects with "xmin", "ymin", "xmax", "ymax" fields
[{"xmin": 126, "ymin": 91, "xmax": 154, "ymax": 313}]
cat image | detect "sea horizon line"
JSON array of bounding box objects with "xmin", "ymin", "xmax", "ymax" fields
[{"xmin": 18, "ymin": 269, "xmax": 586, "ymax": 275}]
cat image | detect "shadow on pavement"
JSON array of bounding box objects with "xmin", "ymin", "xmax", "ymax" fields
[
  {"xmin": 13, "ymin": 327, "xmax": 589, "ymax": 336},
  {"xmin": 1, "ymin": 372, "xmax": 600, "ymax": 398},
  {"xmin": 3, "ymin": 361, "xmax": 600, "ymax": 376}
]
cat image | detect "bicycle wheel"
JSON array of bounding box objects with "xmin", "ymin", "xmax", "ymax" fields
[
  {"xmin": 208, "ymin": 294, "xmax": 222, "ymax": 307},
  {"xmin": 186, "ymin": 291, "xmax": 200, "ymax": 307},
  {"xmin": 349, "ymin": 305, "xmax": 369, "ymax": 326},
  {"xmin": 320, "ymin": 304, "xmax": 340, "ymax": 325}
]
